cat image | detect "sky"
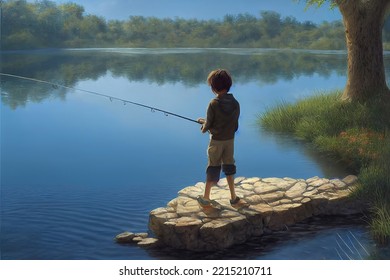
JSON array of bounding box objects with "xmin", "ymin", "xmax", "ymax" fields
[{"xmin": 39, "ymin": 0, "xmax": 342, "ymax": 23}]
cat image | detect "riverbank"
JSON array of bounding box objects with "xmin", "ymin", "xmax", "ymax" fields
[{"xmin": 259, "ymin": 90, "xmax": 390, "ymax": 244}]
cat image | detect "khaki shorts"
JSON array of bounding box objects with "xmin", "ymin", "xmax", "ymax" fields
[{"xmin": 206, "ymin": 138, "xmax": 236, "ymax": 182}]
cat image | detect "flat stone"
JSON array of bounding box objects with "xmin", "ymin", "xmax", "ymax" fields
[
  {"xmin": 210, "ymin": 190, "xmax": 230, "ymax": 200},
  {"xmin": 217, "ymin": 178, "xmax": 228, "ymax": 187},
  {"xmin": 235, "ymin": 189, "xmax": 254, "ymax": 198},
  {"xmin": 308, "ymin": 178, "xmax": 329, "ymax": 187},
  {"xmin": 137, "ymin": 238, "xmax": 161, "ymax": 248},
  {"xmin": 292, "ymin": 197, "xmax": 302, "ymax": 202},
  {"xmin": 241, "ymin": 177, "xmax": 261, "ymax": 184},
  {"xmin": 285, "ymin": 182, "xmax": 307, "ymax": 198},
  {"xmin": 336, "ymin": 189, "xmax": 353, "ymax": 198},
  {"xmin": 184, "ymin": 199, "xmax": 199, "ymax": 207},
  {"xmin": 317, "ymin": 183, "xmax": 335, "ymax": 192},
  {"xmin": 303, "ymin": 189, "xmax": 318, "ymax": 197},
  {"xmin": 167, "ymin": 198, "xmax": 178, "ymax": 208},
  {"xmin": 239, "ymin": 183, "xmax": 255, "ymax": 191},
  {"xmin": 260, "ymin": 191, "xmax": 285, "ymax": 202},
  {"xmin": 132, "ymin": 233, "xmax": 146, "ymax": 239},
  {"xmin": 177, "ymin": 203, "xmax": 200, "ymax": 216},
  {"xmin": 150, "ymin": 207, "xmax": 168, "ymax": 215},
  {"xmin": 330, "ymin": 179, "xmax": 347, "ymax": 189},
  {"xmin": 262, "ymin": 177, "xmax": 293, "ymax": 189},
  {"xmin": 262, "ymin": 177, "xmax": 284, "ymax": 184},
  {"xmin": 177, "ymin": 196, "xmax": 193, "ymax": 206},
  {"xmin": 283, "ymin": 177, "xmax": 297, "ymax": 183},
  {"xmin": 280, "ymin": 198, "xmax": 292, "ymax": 204},
  {"xmin": 234, "ymin": 177, "xmax": 246, "ymax": 184},
  {"xmin": 342, "ymin": 175, "xmax": 358, "ymax": 185},
  {"xmin": 178, "ymin": 186, "xmax": 196, "ymax": 196},
  {"xmin": 245, "ymin": 194, "xmax": 263, "ymax": 204},
  {"xmin": 306, "ymin": 176, "xmax": 320, "ymax": 183},
  {"xmin": 154, "ymin": 212, "xmax": 178, "ymax": 220},
  {"xmin": 175, "ymin": 216, "xmax": 203, "ymax": 227},
  {"xmin": 132, "ymin": 236, "xmax": 143, "ymax": 242},
  {"xmin": 115, "ymin": 232, "xmax": 135, "ymax": 243},
  {"xmin": 269, "ymin": 200, "xmax": 281, "ymax": 206},
  {"xmin": 276, "ymin": 181, "xmax": 295, "ymax": 189},
  {"xmin": 248, "ymin": 203, "xmax": 274, "ymax": 214},
  {"xmin": 254, "ymin": 183, "xmax": 280, "ymax": 194},
  {"xmin": 201, "ymin": 219, "xmax": 231, "ymax": 229},
  {"xmin": 220, "ymin": 210, "xmax": 244, "ymax": 218}
]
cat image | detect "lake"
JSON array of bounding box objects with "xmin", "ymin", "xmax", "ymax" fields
[{"xmin": 1, "ymin": 48, "xmax": 390, "ymax": 259}]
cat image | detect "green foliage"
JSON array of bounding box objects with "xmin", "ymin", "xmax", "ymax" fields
[
  {"xmin": 316, "ymin": 128, "xmax": 387, "ymax": 170},
  {"xmin": 260, "ymin": 91, "xmax": 344, "ymax": 137},
  {"xmin": 359, "ymin": 143, "xmax": 390, "ymax": 244},
  {"xmin": 369, "ymin": 202, "xmax": 390, "ymax": 244},
  {"xmin": 0, "ymin": 0, "xmax": 355, "ymax": 50},
  {"xmin": 302, "ymin": 0, "xmax": 337, "ymax": 9},
  {"xmin": 261, "ymin": 91, "xmax": 390, "ymax": 139},
  {"xmin": 260, "ymin": 91, "xmax": 390, "ymax": 243},
  {"xmin": 3, "ymin": 0, "xmax": 390, "ymax": 50}
]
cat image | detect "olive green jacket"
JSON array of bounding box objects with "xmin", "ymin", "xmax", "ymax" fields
[{"xmin": 201, "ymin": 93, "xmax": 240, "ymax": 140}]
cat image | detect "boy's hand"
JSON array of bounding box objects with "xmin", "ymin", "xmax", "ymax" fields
[{"xmin": 197, "ymin": 118, "xmax": 205, "ymax": 124}]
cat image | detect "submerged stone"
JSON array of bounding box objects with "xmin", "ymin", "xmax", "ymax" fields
[
  {"xmin": 115, "ymin": 232, "xmax": 135, "ymax": 243},
  {"xmin": 137, "ymin": 238, "xmax": 161, "ymax": 248}
]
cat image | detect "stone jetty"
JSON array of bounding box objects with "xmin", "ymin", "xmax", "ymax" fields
[{"xmin": 148, "ymin": 175, "xmax": 364, "ymax": 251}]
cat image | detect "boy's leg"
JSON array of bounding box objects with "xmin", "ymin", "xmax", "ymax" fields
[
  {"xmin": 204, "ymin": 139, "xmax": 222, "ymax": 200},
  {"xmin": 226, "ymin": 175, "xmax": 237, "ymax": 200},
  {"xmin": 203, "ymin": 180, "xmax": 217, "ymax": 200},
  {"xmin": 221, "ymin": 139, "xmax": 237, "ymax": 200},
  {"xmin": 204, "ymin": 166, "xmax": 221, "ymax": 200}
]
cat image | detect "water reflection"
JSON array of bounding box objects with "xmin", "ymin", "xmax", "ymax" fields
[
  {"xmin": 1, "ymin": 48, "xmax": 349, "ymax": 109},
  {"xmin": 257, "ymin": 128, "xmax": 353, "ymax": 179}
]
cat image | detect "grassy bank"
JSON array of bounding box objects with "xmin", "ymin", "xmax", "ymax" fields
[{"xmin": 259, "ymin": 90, "xmax": 390, "ymax": 244}]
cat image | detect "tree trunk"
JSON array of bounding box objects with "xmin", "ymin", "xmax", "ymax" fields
[{"xmin": 337, "ymin": 0, "xmax": 390, "ymax": 102}]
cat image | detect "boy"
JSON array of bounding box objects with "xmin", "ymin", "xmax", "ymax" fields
[{"xmin": 197, "ymin": 69, "xmax": 241, "ymax": 207}]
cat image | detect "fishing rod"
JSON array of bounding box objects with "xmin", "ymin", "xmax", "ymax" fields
[{"xmin": 0, "ymin": 72, "xmax": 200, "ymax": 124}]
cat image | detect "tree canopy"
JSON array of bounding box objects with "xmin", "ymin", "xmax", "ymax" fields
[
  {"xmin": 301, "ymin": 0, "xmax": 390, "ymax": 101},
  {"xmin": 1, "ymin": 0, "xmax": 390, "ymax": 50}
]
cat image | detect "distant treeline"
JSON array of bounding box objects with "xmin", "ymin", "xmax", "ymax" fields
[{"xmin": 2, "ymin": 0, "xmax": 390, "ymax": 50}]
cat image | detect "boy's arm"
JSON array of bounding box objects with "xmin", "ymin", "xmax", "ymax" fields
[
  {"xmin": 200, "ymin": 102, "xmax": 214, "ymax": 133},
  {"xmin": 235, "ymin": 102, "xmax": 240, "ymax": 131}
]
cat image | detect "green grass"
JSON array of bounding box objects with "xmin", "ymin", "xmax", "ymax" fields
[{"xmin": 259, "ymin": 90, "xmax": 390, "ymax": 244}]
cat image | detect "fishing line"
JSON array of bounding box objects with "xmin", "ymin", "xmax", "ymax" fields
[{"xmin": 0, "ymin": 72, "xmax": 200, "ymax": 124}]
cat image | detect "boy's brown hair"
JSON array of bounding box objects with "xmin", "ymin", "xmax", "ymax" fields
[{"xmin": 207, "ymin": 69, "xmax": 232, "ymax": 92}]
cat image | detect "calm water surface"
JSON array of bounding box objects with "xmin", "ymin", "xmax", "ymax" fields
[{"xmin": 1, "ymin": 48, "xmax": 390, "ymax": 259}]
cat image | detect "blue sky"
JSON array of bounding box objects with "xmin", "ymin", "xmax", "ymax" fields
[{"xmin": 43, "ymin": 0, "xmax": 342, "ymax": 23}]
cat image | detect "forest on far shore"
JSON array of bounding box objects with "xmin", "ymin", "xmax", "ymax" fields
[{"xmin": 2, "ymin": 0, "xmax": 390, "ymax": 50}]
